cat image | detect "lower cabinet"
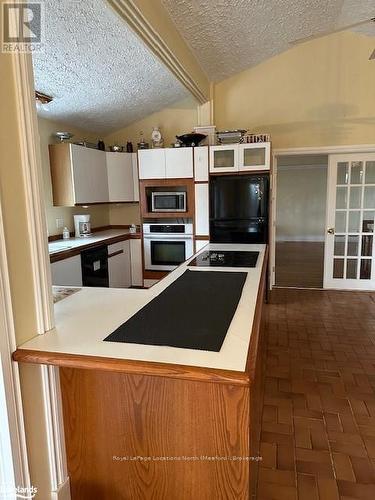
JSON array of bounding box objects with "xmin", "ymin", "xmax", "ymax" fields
[
  {"xmin": 130, "ymin": 239, "xmax": 143, "ymax": 287},
  {"xmin": 108, "ymin": 241, "xmax": 131, "ymax": 288},
  {"xmin": 51, "ymin": 255, "xmax": 83, "ymax": 286}
]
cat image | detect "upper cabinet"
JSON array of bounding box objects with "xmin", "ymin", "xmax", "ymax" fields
[
  {"xmin": 138, "ymin": 149, "xmax": 165, "ymax": 180},
  {"xmin": 209, "ymin": 145, "xmax": 238, "ymax": 173},
  {"xmin": 194, "ymin": 146, "xmax": 209, "ymax": 182},
  {"xmin": 106, "ymin": 152, "xmax": 139, "ymax": 202},
  {"xmin": 138, "ymin": 147, "xmax": 193, "ymax": 180},
  {"xmin": 49, "ymin": 144, "xmax": 139, "ymax": 206},
  {"xmin": 238, "ymin": 143, "xmax": 271, "ymax": 171},
  {"xmin": 71, "ymin": 145, "xmax": 108, "ymax": 203},
  {"xmin": 209, "ymin": 143, "xmax": 270, "ymax": 173}
]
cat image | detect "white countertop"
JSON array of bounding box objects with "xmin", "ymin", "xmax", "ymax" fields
[
  {"xmin": 19, "ymin": 243, "xmax": 266, "ymax": 372},
  {"xmin": 48, "ymin": 229, "xmax": 135, "ymax": 255}
]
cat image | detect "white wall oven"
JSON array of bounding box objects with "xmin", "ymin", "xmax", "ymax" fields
[{"xmin": 143, "ymin": 223, "xmax": 193, "ymax": 271}]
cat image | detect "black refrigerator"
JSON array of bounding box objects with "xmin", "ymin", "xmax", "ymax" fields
[{"xmin": 210, "ymin": 174, "xmax": 269, "ymax": 244}]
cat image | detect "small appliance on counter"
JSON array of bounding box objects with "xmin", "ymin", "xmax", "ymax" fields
[{"xmin": 74, "ymin": 214, "xmax": 92, "ymax": 238}]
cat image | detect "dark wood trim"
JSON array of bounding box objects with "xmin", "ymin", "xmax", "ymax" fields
[
  {"xmin": 143, "ymin": 269, "xmax": 169, "ymax": 280},
  {"xmin": 139, "ymin": 178, "xmax": 195, "ymax": 219},
  {"xmin": 12, "ymin": 349, "xmax": 250, "ymax": 386},
  {"xmin": 194, "ymin": 236, "xmax": 209, "ymax": 240},
  {"xmin": 108, "ymin": 249, "xmax": 124, "ymax": 258},
  {"xmin": 245, "ymin": 246, "xmax": 268, "ymax": 381},
  {"xmin": 50, "ymin": 233, "xmax": 140, "ymax": 263}
]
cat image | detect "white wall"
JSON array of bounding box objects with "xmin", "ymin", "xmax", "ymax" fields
[{"xmin": 276, "ymin": 156, "xmax": 328, "ymax": 242}]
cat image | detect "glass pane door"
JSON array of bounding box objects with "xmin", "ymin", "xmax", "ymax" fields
[
  {"xmin": 209, "ymin": 146, "xmax": 238, "ymax": 173},
  {"xmin": 324, "ymin": 154, "xmax": 375, "ymax": 289}
]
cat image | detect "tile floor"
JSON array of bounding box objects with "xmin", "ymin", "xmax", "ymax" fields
[{"xmin": 257, "ymin": 288, "xmax": 375, "ymax": 499}]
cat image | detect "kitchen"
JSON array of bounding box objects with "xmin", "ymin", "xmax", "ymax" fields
[{"xmin": 2, "ymin": 1, "xmax": 375, "ymax": 500}]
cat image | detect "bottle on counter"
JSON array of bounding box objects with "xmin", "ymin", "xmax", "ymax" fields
[{"xmin": 62, "ymin": 227, "xmax": 70, "ymax": 240}]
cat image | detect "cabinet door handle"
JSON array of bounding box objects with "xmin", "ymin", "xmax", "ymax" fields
[{"xmin": 108, "ymin": 249, "xmax": 124, "ymax": 258}]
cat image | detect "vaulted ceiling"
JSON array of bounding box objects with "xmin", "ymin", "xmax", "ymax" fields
[
  {"xmin": 33, "ymin": 0, "xmax": 375, "ymax": 134},
  {"xmin": 33, "ymin": 0, "xmax": 190, "ymax": 134},
  {"xmin": 161, "ymin": 0, "xmax": 375, "ymax": 81}
]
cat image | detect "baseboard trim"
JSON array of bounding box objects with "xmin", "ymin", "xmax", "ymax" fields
[{"xmin": 52, "ymin": 477, "xmax": 71, "ymax": 500}]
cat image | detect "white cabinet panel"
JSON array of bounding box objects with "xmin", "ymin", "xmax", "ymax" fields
[
  {"xmin": 71, "ymin": 145, "xmax": 109, "ymax": 203},
  {"xmin": 106, "ymin": 152, "xmax": 134, "ymax": 202},
  {"xmin": 138, "ymin": 149, "xmax": 165, "ymax": 179},
  {"xmin": 238, "ymin": 143, "xmax": 270, "ymax": 171},
  {"xmin": 209, "ymin": 145, "xmax": 238, "ymax": 173},
  {"xmin": 108, "ymin": 241, "xmax": 131, "ymax": 288},
  {"xmin": 195, "ymin": 183, "xmax": 209, "ymax": 236},
  {"xmin": 132, "ymin": 153, "xmax": 139, "ymax": 202},
  {"xmin": 130, "ymin": 239, "xmax": 143, "ymax": 286},
  {"xmin": 165, "ymin": 148, "xmax": 193, "ymax": 178},
  {"xmin": 194, "ymin": 146, "xmax": 209, "ymax": 181},
  {"xmin": 195, "ymin": 240, "xmax": 209, "ymax": 252},
  {"xmin": 51, "ymin": 255, "xmax": 82, "ymax": 286}
]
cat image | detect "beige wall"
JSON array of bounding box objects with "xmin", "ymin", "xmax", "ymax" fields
[
  {"xmin": 38, "ymin": 117, "xmax": 110, "ymax": 236},
  {"xmin": 104, "ymin": 96, "xmax": 198, "ymax": 225},
  {"xmin": 214, "ymin": 32, "xmax": 375, "ymax": 149},
  {"xmin": 104, "ymin": 96, "xmax": 199, "ymax": 147}
]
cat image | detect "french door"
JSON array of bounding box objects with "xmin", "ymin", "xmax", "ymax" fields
[{"xmin": 324, "ymin": 153, "xmax": 375, "ymax": 289}]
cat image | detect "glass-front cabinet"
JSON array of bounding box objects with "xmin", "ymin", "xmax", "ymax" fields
[
  {"xmin": 238, "ymin": 143, "xmax": 271, "ymax": 171},
  {"xmin": 209, "ymin": 143, "xmax": 271, "ymax": 173},
  {"xmin": 209, "ymin": 145, "xmax": 238, "ymax": 173}
]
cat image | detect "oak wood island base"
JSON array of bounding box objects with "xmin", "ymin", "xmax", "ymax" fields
[{"xmin": 13, "ymin": 244, "xmax": 267, "ymax": 499}]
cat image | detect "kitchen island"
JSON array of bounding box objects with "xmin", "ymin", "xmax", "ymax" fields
[{"xmin": 13, "ymin": 244, "xmax": 268, "ymax": 500}]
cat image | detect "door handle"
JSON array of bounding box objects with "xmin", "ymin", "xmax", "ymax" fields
[{"xmin": 327, "ymin": 228, "xmax": 335, "ymax": 234}]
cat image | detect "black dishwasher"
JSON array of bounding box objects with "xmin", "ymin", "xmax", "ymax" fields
[{"xmin": 81, "ymin": 245, "xmax": 109, "ymax": 287}]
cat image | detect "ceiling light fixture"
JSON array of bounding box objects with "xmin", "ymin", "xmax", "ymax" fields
[{"xmin": 35, "ymin": 90, "xmax": 53, "ymax": 104}]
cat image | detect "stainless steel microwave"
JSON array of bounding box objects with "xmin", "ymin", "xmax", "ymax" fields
[{"xmin": 151, "ymin": 192, "xmax": 186, "ymax": 212}]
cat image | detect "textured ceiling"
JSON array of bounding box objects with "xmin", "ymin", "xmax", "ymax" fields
[
  {"xmin": 33, "ymin": 0, "xmax": 190, "ymax": 135},
  {"xmin": 161, "ymin": 0, "xmax": 375, "ymax": 82}
]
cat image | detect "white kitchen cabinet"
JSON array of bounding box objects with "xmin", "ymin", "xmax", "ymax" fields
[
  {"xmin": 209, "ymin": 143, "xmax": 271, "ymax": 173},
  {"xmin": 238, "ymin": 143, "xmax": 271, "ymax": 171},
  {"xmin": 194, "ymin": 183, "xmax": 209, "ymax": 236},
  {"xmin": 51, "ymin": 255, "xmax": 82, "ymax": 286},
  {"xmin": 165, "ymin": 148, "xmax": 193, "ymax": 178},
  {"xmin": 108, "ymin": 241, "xmax": 131, "ymax": 288},
  {"xmin": 49, "ymin": 143, "xmax": 108, "ymax": 206},
  {"xmin": 70, "ymin": 145, "xmax": 109, "ymax": 203},
  {"xmin": 194, "ymin": 146, "xmax": 209, "ymax": 181},
  {"xmin": 195, "ymin": 240, "xmax": 209, "ymax": 252},
  {"xmin": 106, "ymin": 152, "xmax": 138, "ymax": 202},
  {"xmin": 138, "ymin": 148, "xmax": 194, "ymax": 180},
  {"xmin": 138, "ymin": 149, "xmax": 165, "ymax": 179},
  {"xmin": 132, "ymin": 153, "xmax": 139, "ymax": 202},
  {"xmin": 130, "ymin": 239, "xmax": 143, "ymax": 287},
  {"xmin": 209, "ymin": 145, "xmax": 238, "ymax": 173}
]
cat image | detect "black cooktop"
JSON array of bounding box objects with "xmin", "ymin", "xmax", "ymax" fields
[{"xmin": 188, "ymin": 250, "xmax": 259, "ymax": 268}]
